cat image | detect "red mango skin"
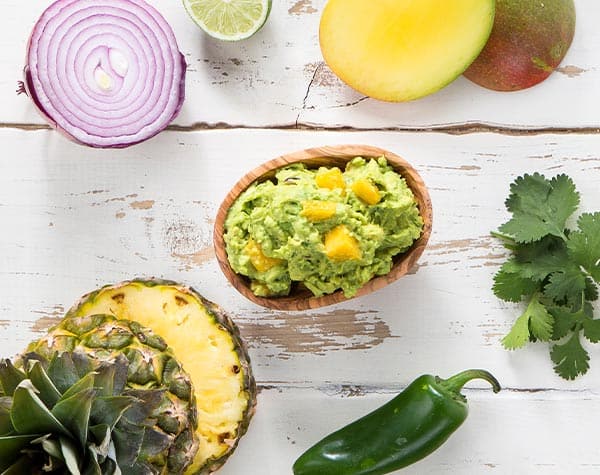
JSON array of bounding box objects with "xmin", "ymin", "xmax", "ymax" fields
[{"xmin": 464, "ymin": 0, "xmax": 576, "ymax": 91}]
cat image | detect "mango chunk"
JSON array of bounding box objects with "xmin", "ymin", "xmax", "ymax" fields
[
  {"xmin": 244, "ymin": 239, "xmax": 283, "ymax": 272},
  {"xmin": 324, "ymin": 225, "xmax": 362, "ymax": 261},
  {"xmin": 352, "ymin": 178, "xmax": 381, "ymax": 205},
  {"xmin": 301, "ymin": 201, "xmax": 337, "ymax": 222},
  {"xmin": 315, "ymin": 167, "xmax": 345, "ymax": 190}
]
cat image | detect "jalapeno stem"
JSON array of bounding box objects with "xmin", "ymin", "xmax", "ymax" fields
[{"xmin": 439, "ymin": 369, "xmax": 501, "ymax": 395}]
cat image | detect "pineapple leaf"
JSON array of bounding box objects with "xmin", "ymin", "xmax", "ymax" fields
[
  {"xmin": 140, "ymin": 425, "xmax": 172, "ymax": 459},
  {"xmin": 59, "ymin": 435, "xmax": 82, "ymax": 475},
  {"xmin": 122, "ymin": 390, "xmax": 163, "ymax": 425},
  {"xmin": 112, "ymin": 419, "xmax": 146, "ymax": 467},
  {"xmin": 10, "ymin": 380, "xmax": 71, "ymax": 436},
  {"xmin": 61, "ymin": 371, "xmax": 95, "ymax": 401},
  {"xmin": 37, "ymin": 434, "xmax": 64, "ymax": 460},
  {"xmin": 89, "ymin": 423, "xmax": 111, "ymax": 459},
  {"xmin": 0, "ymin": 435, "xmax": 37, "ymax": 471},
  {"xmin": 91, "ymin": 397, "xmax": 134, "ymax": 430},
  {"xmin": 0, "ymin": 397, "xmax": 13, "ymax": 434},
  {"xmin": 47, "ymin": 353, "xmax": 81, "ymax": 394},
  {"xmin": 0, "ymin": 455, "xmax": 36, "ymax": 474},
  {"xmin": 0, "ymin": 360, "xmax": 26, "ymax": 397},
  {"xmin": 94, "ymin": 355, "xmax": 128, "ymax": 397},
  {"xmin": 27, "ymin": 360, "xmax": 62, "ymax": 408},
  {"xmin": 82, "ymin": 449, "xmax": 103, "ymax": 475},
  {"xmin": 52, "ymin": 388, "xmax": 95, "ymax": 449}
]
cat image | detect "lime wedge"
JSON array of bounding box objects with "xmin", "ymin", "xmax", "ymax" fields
[{"xmin": 183, "ymin": 0, "xmax": 272, "ymax": 41}]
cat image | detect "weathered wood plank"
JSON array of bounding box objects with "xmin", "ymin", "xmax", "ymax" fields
[
  {"xmin": 0, "ymin": 0, "xmax": 597, "ymax": 129},
  {"xmin": 0, "ymin": 128, "xmax": 599, "ymax": 392}
]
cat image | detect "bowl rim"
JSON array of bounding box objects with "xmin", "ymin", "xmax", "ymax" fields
[{"xmin": 213, "ymin": 144, "xmax": 433, "ymax": 311}]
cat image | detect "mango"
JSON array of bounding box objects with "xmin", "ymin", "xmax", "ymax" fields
[
  {"xmin": 244, "ymin": 239, "xmax": 283, "ymax": 272},
  {"xmin": 319, "ymin": 0, "xmax": 495, "ymax": 102},
  {"xmin": 352, "ymin": 179, "xmax": 381, "ymax": 205},
  {"xmin": 315, "ymin": 167, "xmax": 345, "ymax": 190},
  {"xmin": 301, "ymin": 201, "xmax": 337, "ymax": 222},
  {"xmin": 324, "ymin": 225, "xmax": 362, "ymax": 261},
  {"xmin": 464, "ymin": 0, "xmax": 576, "ymax": 91}
]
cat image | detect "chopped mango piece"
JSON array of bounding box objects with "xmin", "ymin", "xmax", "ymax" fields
[
  {"xmin": 244, "ymin": 239, "xmax": 283, "ymax": 272},
  {"xmin": 352, "ymin": 178, "xmax": 381, "ymax": 205},
  {"xmin": 324, "ymin": 225, "xmax": 362, "ymax": 261},
  {"xmin": 315, "ymin": 167, "xmax": 346, "ymax": 190},
  {"xmin": 301, "ymin": 201, "xmax": 337, "ymax": 221}
]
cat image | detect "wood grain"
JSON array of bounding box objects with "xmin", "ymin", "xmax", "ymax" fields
[{"xmin": 213, "ymin": 144, "xmax": 432, "ymax": 310}]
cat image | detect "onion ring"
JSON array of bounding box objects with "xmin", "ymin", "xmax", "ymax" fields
[{"xmin": 24, "ymin": 0, "xmax": 186, "ymax": 148}]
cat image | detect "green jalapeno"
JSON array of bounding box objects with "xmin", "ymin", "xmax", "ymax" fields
[{"xmin": 293, "ymin": 369, "xmax": 500, "ymax": 475}]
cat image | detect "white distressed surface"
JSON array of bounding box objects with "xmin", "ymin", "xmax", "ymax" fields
[
  {"xmin": 219, "ymin": 387, "xmax": 600, "ymax": 475},
  {"xmin": 1, "ymin": 129, "xmax": 599, "ymax": 392},
  {"xmin": 2, "ymin": 0, "xmax": 600, "ymax": 473},
  {"xmin": 0, "ymin": 0, "xmax": 597, "ymax": 129}
]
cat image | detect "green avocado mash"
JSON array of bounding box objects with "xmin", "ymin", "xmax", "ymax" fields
[{"xmin": 224, "ymin": 157, "xmax": 424, "ymax": 298}]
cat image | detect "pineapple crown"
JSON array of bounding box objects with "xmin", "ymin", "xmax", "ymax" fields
[{"xmin": 0, "ymin": 352, "xmax": 175, "ymax": 474}]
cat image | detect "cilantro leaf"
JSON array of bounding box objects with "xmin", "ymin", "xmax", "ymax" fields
[
  {"xmin": 502, "ymin": 312, "xmax": 530, "ymax": 350},
  {"xmin": 502, "ymin": 294, "xmax": 553, "ymax": 349},
  {"xmin": 499, "ymin": 216, "xmax": 553, "ymax": 244},
  {"xmin": 543, "ymin": 268, "xmax": 587, "ymax": 307},
  {"xmin": 498, "ymin": 173, "xmax": 578, "ymax": 243},
  {"xmin": 549, "ymin": 307, "xmax": 577, "ymax": 340},
  {"xmin": 493, "ymin": 265, "xmax": 539, "ymax": 302},
  {"xmin": 583, "ymin": 319, "xmax": 600, "ymax": 343},
  {"xmin": 549, "ymin": 302, "xmax": 591, "ymax": 340},
  {"xmin": 513, "ymin": 236, "xmax": 570, "ymax": 281},
  {"xmin": 492, "ymin": 173, "xmax": 598, "ymax": 381},
  {"xmin": 550, "ymin": 332, "xmax": 590, "ymax": 380},
  {"xmin": 585, "ymin": 277, "xmax": 598, "ymax": 302},
  {"xmin": 527, "ymin": 296, "xmax": 554, "ymax": 341},
  {"xmin": 547, "ymin": 175, "xmax": 581, "ymax": 230},
  {"xmin": 568, "ymin": 212, "xmax": 600, "ymax": 282}
]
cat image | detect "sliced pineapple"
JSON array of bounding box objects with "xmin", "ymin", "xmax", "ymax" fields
[
  {"xmin": 301, "ymin": 200, "xmax": 337, "ymax": 222},
  {"xmin": 64, "ymin": 280, "xmax": 256, "ymax": 475},
  {"xmin": 352, "ymin": 178, "xmax": 381, "ymax": 205},
  {"xmin": 324, "ymin": 225, "xmax": 362, "ymax": 261}
]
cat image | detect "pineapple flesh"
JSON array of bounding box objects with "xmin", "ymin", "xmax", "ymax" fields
[
  {"xmin": 63, "ymin": 280, "xmax": 256, "ymax": 475},
  {"xmin": 26, "ymin": 314, "xmax": 199, "ymax": 474}
]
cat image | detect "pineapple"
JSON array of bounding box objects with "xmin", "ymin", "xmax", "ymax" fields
[
  {"xmin": 26, "ymin": 314, "xmax": 199, "ymax": 474},
  {"xmin": 62, "ymin": 280, "xmax": 256, "ymax": 475},
  {"xmin": 0, "ymin": 347, "xmax": 197, "ymax": 474}
]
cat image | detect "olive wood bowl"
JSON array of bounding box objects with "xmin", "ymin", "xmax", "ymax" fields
[{"xmin": 214, "ymin": 145, "xmax": 433, "ymax": 311}]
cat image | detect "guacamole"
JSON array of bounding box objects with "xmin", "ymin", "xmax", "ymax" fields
[{"xmin": 224, "ymin": 157, "xmax": 423, "ymax": 298}]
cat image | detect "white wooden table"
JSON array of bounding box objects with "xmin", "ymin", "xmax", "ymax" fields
[{"xmin": 1, "ymin": 1, "xmax": 599, "ymax": 473}]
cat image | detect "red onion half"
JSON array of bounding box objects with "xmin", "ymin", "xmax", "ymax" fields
[{"xmin": 24, "ymin": 0, "xmax": 186, "ymax": 148}]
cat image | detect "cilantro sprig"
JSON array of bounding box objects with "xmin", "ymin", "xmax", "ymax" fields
[{"xmin": 492, "ymin": 173, "xmax": 600, "ymax": 380}]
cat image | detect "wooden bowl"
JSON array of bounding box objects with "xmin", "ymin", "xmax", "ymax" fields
[{"xmin": 214, "ymin": 145, "xmax": 433, "ymax": 311}]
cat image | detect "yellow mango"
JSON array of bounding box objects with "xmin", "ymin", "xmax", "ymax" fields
[
  {"xmin": 315, "ymin": 167, "xmax": 345, "ymax": 190},
  {"xmin": 324, "ymin": 225, "xmax": 362, "ymax": 261},
  {"xmin": 352, "ymin": 178, "xmax": 381, "ymax": 205},
  {"xmin": 244, "ymin": 239, "xmax": 283, "ymax": 272},
  {"xmin": 301, "ymin": 201, "xmax": 337, "ymax": 221},
  {"xmin": 319, "ymin": 0, "xmax": 495, "ymax": 102}
]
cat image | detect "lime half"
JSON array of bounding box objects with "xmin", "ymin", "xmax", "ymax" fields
[{"xmin": 183, "ymin": 0, "xmax": 272, "ymax": 41}]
